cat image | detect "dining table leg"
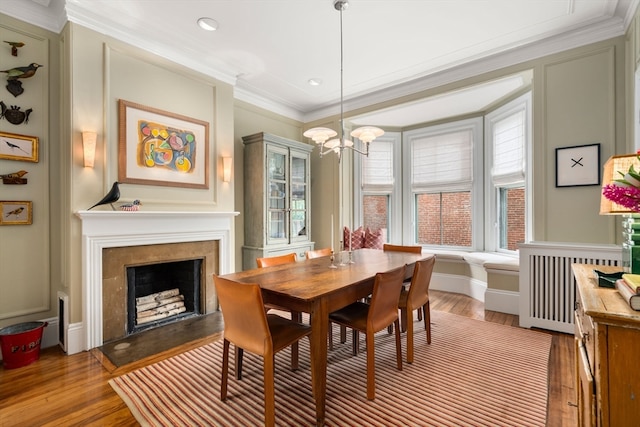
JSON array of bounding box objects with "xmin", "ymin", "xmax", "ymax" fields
[{"xmin": 310, "ymin": 299, "xmax": 328, "ymax": 426}]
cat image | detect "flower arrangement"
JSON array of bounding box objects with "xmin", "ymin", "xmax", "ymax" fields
[{"xmin": 602, "ymin": 152, "xmax": 640, "ymax": 212}]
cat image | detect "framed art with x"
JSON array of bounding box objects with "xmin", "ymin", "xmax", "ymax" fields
[{"xmin": 555, "ymin": 143, "xmax": 600, "ymax": 187}]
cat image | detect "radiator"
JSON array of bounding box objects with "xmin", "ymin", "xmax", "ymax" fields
[{"xmin": 519, "ymin": 242, "xmax": 621, "ymax": 334}]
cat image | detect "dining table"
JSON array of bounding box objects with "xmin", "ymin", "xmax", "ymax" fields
[{"xmin": 218, "ymin": 248, "xmax": 428, "ymax": 426}]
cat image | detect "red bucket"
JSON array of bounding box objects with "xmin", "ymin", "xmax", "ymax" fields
[{"xmin": 0, "ymin": 321, "xmax": 48, "ymax": 369}]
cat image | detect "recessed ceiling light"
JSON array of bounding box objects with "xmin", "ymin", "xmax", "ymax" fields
[
  {"xmin": 197, "ymin": 17, "xmax": 218, "ymax": 31},
  {"xmin": 308, "ymin": 78, "xmax": 322, "ymax": 86}
]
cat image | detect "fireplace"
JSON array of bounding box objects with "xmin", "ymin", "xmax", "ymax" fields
[
  {"xmin": 127, "ymin": 258, "xmax": 202, "ymax": 335},
  {"xmin": 76, "ymin": 210, "xmax": 237, "ymax": 353}
]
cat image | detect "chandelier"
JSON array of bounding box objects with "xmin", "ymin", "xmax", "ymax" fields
[{"xmin": 303, "ymin": 0, "xmax": 384, "ymax": 162}]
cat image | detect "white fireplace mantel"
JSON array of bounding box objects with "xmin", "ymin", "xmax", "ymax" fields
[{"xmin": 76, "ymin": 210, "xmax": 238, "ymax": 352}]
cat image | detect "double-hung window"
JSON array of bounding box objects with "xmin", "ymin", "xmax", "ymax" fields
[
  {"xmin": 354, "ymin": 132, "xmax": 402, "ymax": 241},
  {"xmin": 403, "ymin": 118, "xmax": 483, "ymax": 249},
  {"xmin": 485, "ymin": 93, "xmax": 531, "ymax": 252}
]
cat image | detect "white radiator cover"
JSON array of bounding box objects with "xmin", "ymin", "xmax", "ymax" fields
[{"xmin": 519, "ymin": 242, "xmax": 621, "ymax": 334}]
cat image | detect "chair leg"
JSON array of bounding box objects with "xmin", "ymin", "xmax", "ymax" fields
[
  {"xmin": 328, "ymin": 322, "xmax": 334, "ymax": 350},
  {"xmin": 405, "ymin": 307, "xmax": 415, "ymax": 364},
  {"xmin": 291, "ymin": 311, "xmax": 301, "ymax": 370},
  {"xmin": 221, "ymin": 339, "xmax": 230, "ymax": 400},
  {"xmin": 400, "ymin": 307, "xmax": 408, "ymax": 332},
  {"xmin": 365, "ymin": 330, "xmax": 376, "ymax": 400},
  {"xmin": 340, "ymin": 325, "xmax": 347, "ymax": 343},
  {"xmin": 235, "ymin": 345, "xmax": 244, "ymax": 380},
  {"xmin": 394, "ymin": 318, "xmax": 403, "ymax": 371},
  {"xmin": 417, "ymin": 306, "xmax": 423, "ymax": 321},
  {"xmin": 264, "ymin": 353, "xmax": 276, "ymax": 427},
  {"xmin": 352, "ymin": 329, "xmax": 359, "ymax": 356},
  {"xmin": 424, "ymin": 301, "xmax": 431, "ymax": 344}
]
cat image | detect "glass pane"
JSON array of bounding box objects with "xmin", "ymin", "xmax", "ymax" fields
[
  {"xmin": 415, "ymin": 192, "xmax": 471, "ymax": 247},
  {"xmin": 291, "ymin": 156, "xmax": 306, "ymax": 182},
  {"xmin": 500, "ymin": 187, "xmax": 525, "ymax": 251},
  {"xmin": 363, "ymin": 195, "xmax": 389, "ymax": 231},
  {"xmin": 268, "ymin": 182, "xmax": 286, "ymax": 210},
  {"xmin": 291, "ymin": 181, "xmax": 306, "ymax": 200},
  {"xmin": 268, "ymin": 211, "xmax": 286, "ymax": 239},
  {"xmin": 268, "ymin": 152, "xmax": 286, "ymax": 181},
  {"xmin": 291, "ymin": 211, "xmax": 306, "ymax": 236}
]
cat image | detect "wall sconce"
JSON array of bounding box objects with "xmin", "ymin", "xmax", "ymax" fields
[
  {"xmin": 222, "ymin": 156, "xmax": 232, "ymax": 182},
  {"xmin": 82, "ymin": 131, "xmax": 97, "ymax": 168}
]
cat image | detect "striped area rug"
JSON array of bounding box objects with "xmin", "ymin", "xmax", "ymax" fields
[{"xmin": 109, "ymin": 310, "xmax": 551, "ymax": 426}]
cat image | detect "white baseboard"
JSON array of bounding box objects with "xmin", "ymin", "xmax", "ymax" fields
[
  {"xmin": 430, "ymin": 273, "xmax": 486, "ymax": 302},
  {"xmin": 66, "ymin": 322, "xmax": 84, "ymax": 355},
  {"xmin": 484, "ymin": 289, "xmax": 520, "ymax": 315}
]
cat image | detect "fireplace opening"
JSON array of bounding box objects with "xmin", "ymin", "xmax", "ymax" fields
[{"xmin": 126, "ymin": 259, "xmax": 202, "ymax": 334}]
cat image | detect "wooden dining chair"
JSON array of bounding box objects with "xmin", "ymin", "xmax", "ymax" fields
[
  {"xmin": 328, "ymin": 265, "xmax": 406, "ymax": 400},
  {"xmin": 214, "ymin": 275, "xmax": 312, "ymax": 427},
  {"xmin": 256, "ymin": 252, "xmax": 297, "ymax": 267},
  {"xmin": 305, "ymin": 247, "xmax": 332, "ymax": 259},
  {"xmin": 398, "ymin": 255, "xmax": 436, "ymax": 363},
  {"xmin": 382, "ymin": 243, "xmax": 422, "ymax": 254}
]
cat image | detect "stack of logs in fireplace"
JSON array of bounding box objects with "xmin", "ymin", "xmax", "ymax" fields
[{"xmin": 136, "ymin": 288, "xmax": 186, "ymax": 325}]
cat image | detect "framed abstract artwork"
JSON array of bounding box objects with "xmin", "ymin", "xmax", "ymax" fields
[
  {"xmin": 555, "ymin": 143, "xmax": 600, "ymax": 187},
  {"xmin": 0, "ymin": 131, "xmax": 39, "ymax": 162},
  {"xmin": 0, "ymin": 201, "xmax": 32, "ymax": 225},
  {"xmin": 118, "ymin": 99, "xmax": 210, "ymax": 189}
]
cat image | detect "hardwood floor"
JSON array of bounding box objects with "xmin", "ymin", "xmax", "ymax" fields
[{"xmin": 0, "ymin": 290, "xmax": 576, "ymax": 426}]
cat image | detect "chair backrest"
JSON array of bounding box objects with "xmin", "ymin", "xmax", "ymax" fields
[
  {"xmin": 382, "ymin": 244, "xmax": 422, "ymax": 254},
  {"xmin": 213, "ymin": 275, "xmax": 272, "ymax": 355},
  {"xmin": 305, "ymin": 248, "xmax": 332, "ymax": 259},
  {"xmin": 367, "ymin": 265, "xmax": 406, "ymax": 332},
  {"xmin": 256, "ymin": 252, "xmax": 296, "ymax": 268},
  {"xmin": 407, "ymin": 256, "xmax": 436, "ymax": 307}
]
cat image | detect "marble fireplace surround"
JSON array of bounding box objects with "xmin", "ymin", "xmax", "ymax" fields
[{"xmin": 76, "ymin": 211, "xmax": 237, "ymax": 352}]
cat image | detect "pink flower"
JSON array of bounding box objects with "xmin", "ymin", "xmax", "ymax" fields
[{"xmin": 602, "ymin": 183, "xmax": 640, "ymax": 211}]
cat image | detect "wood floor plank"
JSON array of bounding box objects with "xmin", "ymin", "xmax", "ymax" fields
[{"xmin": 0, "ymin": 290, "xmax": 576, "ymax": 426}]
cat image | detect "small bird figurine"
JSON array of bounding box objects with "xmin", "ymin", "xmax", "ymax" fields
[
  {"xmin": 119, "ymin": 199, "xmax": 141, "ymax": 211},
  {"xmin": 1, "ymin": 63, "xmax": 43, "ymax": 80},
  {"xmin": 5, "ymin": 207, "xmax": 24, "ymax": 218},
  {"xmin": 4, "ymin": 41, "xmax": 25, "ymax": 56},
  {"xmin": 0, "ymin": 170, "xmax": 27, "ymax": 179},
  {"xmin": 0, "ymin": 169, "xmax": 28, "ymax": 185},
  {"xmin": 88, "ymin": 181, "xmax": 120, "ymax": 210}
]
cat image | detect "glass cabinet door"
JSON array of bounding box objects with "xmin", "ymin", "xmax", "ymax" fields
[
  {"xmin": 267, "ymin": 147, "xmax": 288, "ymax": 243},
  {"xmin": 289, "ymin": 150, "xmax": 308, "ymax": 242}
]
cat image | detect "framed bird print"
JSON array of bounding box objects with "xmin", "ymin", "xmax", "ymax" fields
[
  {"xmin": 0, "ymin": 131, "xmax": 38, "ymax": 162},
  {"xmin": 0, "ymin": 201, "xmax": 32, "ymax": 225},
  {"xmin": 118, "ymin": 99, "xmax": 209, "ymax": 189}
]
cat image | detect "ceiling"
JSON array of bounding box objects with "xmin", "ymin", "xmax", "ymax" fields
[{"xmin": 1, "ymin": 0, "xmax": 637, "ymax": 127}]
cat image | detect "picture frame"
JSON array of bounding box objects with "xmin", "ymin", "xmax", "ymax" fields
[
  {"xmin": 555, "ymin": 143, "xmax": 601, "ymax": 187},
  {"xmin": 118, "ymin": 99, "xmax": 210, "ymax": 189},
  {"xmin": 0, "ymin": 131, "xmax": 39, "ymax": 163},
  {"xmin": 0, "ymin": 201, "xmax": 32, "ymax": 225}
]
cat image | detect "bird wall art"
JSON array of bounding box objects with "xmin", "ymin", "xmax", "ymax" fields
[
  {"xmin": 4, "ymin": 41, "xmax": 25, "ymax": 57},
  {"xmin": 88, "ymin": 181, "xmax": 120, "ymax": 210},
  {"xmin": 0, "ymin": 169, "xmax": 28, "ymax": 185},
  {"xmin": 1, "ymin": 63, "xmax": 43, "ymax": 97},
  {"xmin": 0, "ymin": 101, "xmax": 33, "ymax": 125}
]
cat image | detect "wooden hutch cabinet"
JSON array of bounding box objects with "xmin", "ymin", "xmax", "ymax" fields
[
  {"xmin": 241, "ymin": 132, "xmax": 314, "ymax": 270},
  {"xmin": 572, "ymin": 264, "xmax": 640, "ymax": 427}
]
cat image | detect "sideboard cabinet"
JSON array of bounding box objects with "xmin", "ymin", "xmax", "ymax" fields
[
  {"xmin": 572, "ymin": 264, "xmax": 640, "ymax": 426},
  {"xmin": 241, "ymin": 132, "xmax": 314, "ymax": 270}
]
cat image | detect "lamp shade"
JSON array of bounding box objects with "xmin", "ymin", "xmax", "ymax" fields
[
  {"xmin": 600, "ymin": 153, "xmax": 640, "ymax": 214},
  {"xmin": 350, "ymin": 126, "xmax": 384, "ymax": 143},
  {"xmin": 82, "ymin": 131, "xmax": 97, "ymax": 168},
  {"xmin": 303, "ymin": 127, "xmax": 337, "ymax": 145}
]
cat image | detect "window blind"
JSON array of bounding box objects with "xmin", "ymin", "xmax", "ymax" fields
[
  {"xmin": 362, "ymin": 140, "xmax": 394, "ymax": 192},
  {"xmin": 411, "ymin": 129, "xmax": 473, "ymax": 192},
  {"xmin": 492, "ymin": 110, "xmax": 525, "ymax": 185}
]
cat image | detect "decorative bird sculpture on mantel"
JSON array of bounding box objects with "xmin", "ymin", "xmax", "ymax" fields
[{"xmin": 88, "ymin": 181, "xmax": 120, "ymax": 211}]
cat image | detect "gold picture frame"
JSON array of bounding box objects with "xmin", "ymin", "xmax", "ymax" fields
[
  {"xmin": 0, "ymin": 201, "xmax": 33, "ymax": 225},
  {"xmin": 118, "ymin": 99, "xmax": 210, "ymax": 189},
  {"xmin": 0, "ymin": 131, "xmax": 39, "ymax": 162}
]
